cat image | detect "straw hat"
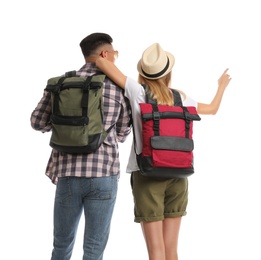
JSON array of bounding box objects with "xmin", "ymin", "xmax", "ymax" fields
[{"xmin": 137, "ymin": 43, "xmax": 175, "ymax": 79}]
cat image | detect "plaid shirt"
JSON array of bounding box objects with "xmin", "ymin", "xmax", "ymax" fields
[{"xmin": 31, "ymin": 63, "xmax": 131, "ymax": 184}]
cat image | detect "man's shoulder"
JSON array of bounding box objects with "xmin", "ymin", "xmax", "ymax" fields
[{"xmin": 103, "ymin": 78, "xmax": 124, "ymax": 97}]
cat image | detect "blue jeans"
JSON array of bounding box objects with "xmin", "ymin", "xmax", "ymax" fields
[{"xmin": 51, "ymin": 175, "xmax": 118, "ymax": 260}]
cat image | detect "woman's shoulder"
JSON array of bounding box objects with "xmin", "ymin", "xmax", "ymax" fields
[
  {"xmin": 125, "ymin": 77, "xmax": 143, "ymax": 91},
  {"xmin": 125, "ymin": 77, "xmax": 145, "ymax": 99},
  {"xmin": 171, "ymin": 88, "xmax": 197, "ymax": 107},
  {"xmin": 126, "ymin": 77, "xmax": 141, "ymax": 87}
]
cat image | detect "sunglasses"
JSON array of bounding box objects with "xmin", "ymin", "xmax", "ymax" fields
[{"xmin": 105, "ymin": 50, "xmax": 119, "ymax": 59}]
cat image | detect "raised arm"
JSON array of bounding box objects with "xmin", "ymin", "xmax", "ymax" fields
[
  {"xmin": 197, "ymin": 68, "xmax": 232, "ymax": 115},
  {"xmin": 96, "ymin": 57, "xmax": 127, "ymax": 89}
]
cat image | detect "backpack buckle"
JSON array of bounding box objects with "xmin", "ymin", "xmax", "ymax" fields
[
  {"xmin": 53, "ymin": 84, "xmax": 60, "ymax": 94},
  {"xmin": 153, "ymin": 111, "xmax": 160, "ymax": 121}
]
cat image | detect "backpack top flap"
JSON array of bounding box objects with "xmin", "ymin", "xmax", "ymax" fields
[{"xmin": 45, "ymin": 73, "xmax": 106, "ymax": 92}]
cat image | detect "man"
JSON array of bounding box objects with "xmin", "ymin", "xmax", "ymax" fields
[{"xmin": 30, "ymin": 33, "xmax": 131, "ymax": 260}]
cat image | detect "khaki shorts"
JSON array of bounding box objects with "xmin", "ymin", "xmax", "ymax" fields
[{"xmin": 131, "ymin": 171, "xmax": 188, "ymax": 223}]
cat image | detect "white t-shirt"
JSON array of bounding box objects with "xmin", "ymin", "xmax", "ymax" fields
[{"xmin": 124, "ymin": 77, "xmax": 198, "ymax": 173}]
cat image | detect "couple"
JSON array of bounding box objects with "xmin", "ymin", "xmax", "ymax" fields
[{"xmin": 31, "ymin": 32, "xmax": 231, "ymax": 260}]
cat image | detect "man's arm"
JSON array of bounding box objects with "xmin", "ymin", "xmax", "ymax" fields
[{"xmin": 30, "ymin": 90, "xmax": 52, "ymax": 132}]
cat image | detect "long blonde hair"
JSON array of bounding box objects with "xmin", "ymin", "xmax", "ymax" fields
[{"xmin": 138, "ymin": 72, "xmax": 175, "ymax": 106}]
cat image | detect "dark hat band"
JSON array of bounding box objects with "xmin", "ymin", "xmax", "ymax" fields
[{"xmin": 141, "ymin": 58, "xmax": 170, "ymax": 78}]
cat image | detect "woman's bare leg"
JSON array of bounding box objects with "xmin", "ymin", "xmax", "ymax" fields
[
  {"xmin": 163, "ymin": 217, "xmax": 182, "ymax": 260},
  {"xmin": 141, "ymin": 217, "xmax": 181, "ymax": 260},
  {"xmin": 141, "ymin": 220, "xmax": 166, "ymax": 260}
]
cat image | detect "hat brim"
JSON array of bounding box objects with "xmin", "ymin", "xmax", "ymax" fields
[{"xmin": 137, "ymin": 51, "xmax": 175, "ymax": 80}]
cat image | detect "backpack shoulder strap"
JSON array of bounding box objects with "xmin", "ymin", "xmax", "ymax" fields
[
  {"xmin": 171, "ymin": 89, "xmax": 183, "ymax": 106},
  {"xmin": 142, "ymin": 84, "xmax": 155, "ymax": 104},
  {"xmin": 45, "ymin": 70, "xmax": 76, "ymax": 91},
  {"xmin": 142, "ymin": 84, "xmax": 183, "ymax": 106}
]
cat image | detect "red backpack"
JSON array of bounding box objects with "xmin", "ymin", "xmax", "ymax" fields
[{"xmin": 135, "ymin": 87, "xmax": 201, "ymax": 178}]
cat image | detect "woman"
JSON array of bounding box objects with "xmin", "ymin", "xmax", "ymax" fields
[{"xmin": 96, "ymin": 43, "xmax": 231, "ymax": 260}]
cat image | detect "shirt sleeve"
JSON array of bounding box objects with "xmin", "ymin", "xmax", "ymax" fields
[
  {"xmin": 115, "ymin": 93, "xmax": 132, "ymax": 143},
  {"xmin": 181, "ymin": 93, "xmax": 198, "ymax": 108},
  {"xmin": 30, "ymin": 90, "xmax": 52, "ymax": 132},
  {"xmin": 125, "ymin": 77, "xmax": 145, "ymax": 103}
]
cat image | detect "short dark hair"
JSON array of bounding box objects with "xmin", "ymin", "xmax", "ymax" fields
[{"xmin": 80, "ymin": 33, "xmax": 113, "ymax": 57}]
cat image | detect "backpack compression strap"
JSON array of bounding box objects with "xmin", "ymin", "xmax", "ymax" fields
[
  {"xmin": 143, "ymin": 85, "xmax": 191, "ymax": 138},
  {"xmin": 81, "ymin": 76, "xmax": 93, "ymax": 117}
]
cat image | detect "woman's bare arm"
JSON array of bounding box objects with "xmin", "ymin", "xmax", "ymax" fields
[
  {"xmin": 96, "ymin": 57, "xmax": 127, "ymax": 89},
  {"xmin": 97, "ymin": 57, "xmax": 231, "ymax": 115},
  {"xmin": 197, "ymin": 68, "xmax": 231, "ymax": 115}
]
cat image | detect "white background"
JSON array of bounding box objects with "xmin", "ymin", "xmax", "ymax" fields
[{"xmin": 1, "ymin": 0, "xmax": 261, "ymax": 259}]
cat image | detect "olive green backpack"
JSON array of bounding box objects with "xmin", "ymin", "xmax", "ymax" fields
[{"xmin": 45, "ymin": 71, "xmax": 113, "ymax": 154}]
